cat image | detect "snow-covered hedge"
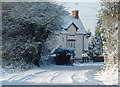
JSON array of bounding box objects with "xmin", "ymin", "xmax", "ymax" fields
[
  {"xmin": 39, "ymin": 55, "xmax": 56, "ymax": 65},
  {"xmin": 96, "ymin": 1, "xmax": 119, "ymax": 68},
  {"xmin": 2, "ymin": 59, "xmax": 37, "ymax": 70},
  {"xmin": 2, "ymin": 2, "xmax": 68, "ymax": 68},
  {"xmin": 53, "ymin": 47, "xmax": 75, "ymax": 54},
  {"xmin": 52, "ymin": 47, "xmax": 75, "ymax": 65}
]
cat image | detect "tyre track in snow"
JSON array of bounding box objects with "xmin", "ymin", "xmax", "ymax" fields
[
  {"xmin": 70, "ymin": 70, "xmax": 89, "ymax": 85},
  {"xmin": 84, "ymin": 69, "xmax": 103, "ymax": 85},
  {"xmin": 2, "ymin": 62, "xmax": 104, "ymax": 85},
  {"xmin": 79, "ymin": 63, "xmax": 104, "ymax": 85},
  {"xmin": 26, "ymin": 70, "xmax": 61, "ymax": 83},
  {"xmin": 51, "ymin": 71, "xmax": 77, "ymax": 84},
  {"xmin": 50, "ymin": 71, "xmax": 61, "ymax": 83},
  {"xmin": 7, "ymin": 75, "xmax": 19, "ymax": 82},
  {"xmin": 85, "ymin": 70, "xmax": 99, "ymax": 85},
  {"xmin": 18, "ymin": 70, "xmax": 48, "ymax": 81},
  {"xmin": 71, "ymin": 73, "xmax": 77, "ymax": 84},
  {"xmin": 70, "ymin": 63, "xmax": 103, "ymax": 85},
  {"xmin": 5, "ymin": 70, "xmax": 47, "ymax": 82}
]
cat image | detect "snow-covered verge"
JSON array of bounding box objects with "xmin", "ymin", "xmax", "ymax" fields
[
  {"xmin": 1, "ymin": 62, "xmax": 104, "ymax": 85},
  {"xmin": 95, "ymin": 64, "xmax": 118, "ymax": 85}
]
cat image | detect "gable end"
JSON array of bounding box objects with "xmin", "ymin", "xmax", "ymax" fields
[{"xmin": 65, "ymin": 23, "xmax": 78, "ymax": 31}]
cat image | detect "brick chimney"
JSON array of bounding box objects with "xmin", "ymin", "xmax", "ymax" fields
[{"xmin": 72, "ymin": 10, "xmax": 79, "ymax": 19}]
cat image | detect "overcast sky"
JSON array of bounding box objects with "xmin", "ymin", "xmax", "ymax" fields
[{"xmin": 57, "ymin": 1, "xmax": 101, "ymax": 35}]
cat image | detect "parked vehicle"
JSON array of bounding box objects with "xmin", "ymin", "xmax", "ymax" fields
[
  {"xmin": 93, "ymin": 55, "xmax": 104, "ymax": 62},
  {"xmin": 82, "ymin": 53, "xmax": 90, "ymax": 63}
]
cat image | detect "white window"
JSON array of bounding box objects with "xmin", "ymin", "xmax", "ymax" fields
[{"xmin": 67, "ymin": 41, "xmax": 75, "ymax": 48}]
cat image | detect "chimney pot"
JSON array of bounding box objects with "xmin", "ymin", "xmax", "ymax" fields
[{"xmin": 72, "ymin": 10, "xmax": 79, "ymax": 19}]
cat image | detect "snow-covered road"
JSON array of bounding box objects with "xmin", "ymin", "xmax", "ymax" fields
[{"xmin": 1, "ymin": 62, "xmax": 104, "ymax": 85}]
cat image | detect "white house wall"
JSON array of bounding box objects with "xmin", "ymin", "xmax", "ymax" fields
[
  {"xmin": 57, "ymin": 23, "xmax": 88, "ymax": 59},
  {"xmin": 84, "ymin": 36, "xmax": 89, "ymax": 51},
  {"xmin": 59, "ymin": 34, "xmax": 67, "ymax": 47},
  {"xmin": 68, "ymin": 35, "xmax": 75, "ymax": 40},
  {"xmin": 75, "ymin": 35, "xmax": 84, "ymax": 59}
]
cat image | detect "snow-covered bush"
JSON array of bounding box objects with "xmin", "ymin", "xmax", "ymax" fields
[
  {"xmin": 88, "ymin": 32, "xmax": 103, "ymax": 58},
  {"xmin": 94, "ymin": 26, "xmax": 103, "ymax": 57},
  {"xmin": 2, "ymin": 2, "xmax": 69, "ymax": 68},
  {"xmin": 39, "ymin": 55, "xmax": 56, "ymax": 65},
  {"xmin": 88, "ymin": 27, "xmax": 103, "ymax": 62},
  {"xmin": 53, "ymin": 47, "xmax": 75, "ymax": 54},
  {"xmin": 88, "ymin": 35, "xmax": 94, "ymax": 59},
  {"xmin": 52, "ymin": 47, "xmax": 75, "ymax": 65}
]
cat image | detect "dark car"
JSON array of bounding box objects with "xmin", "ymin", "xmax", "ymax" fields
[{"xmin": 93, "ymin": 55, "xmax": 104, "ymax": 62}]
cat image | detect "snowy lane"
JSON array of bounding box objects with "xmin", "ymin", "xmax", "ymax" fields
[{"xmin": 2, "ymin": 62, "xmax": 104, "ymax": 85}]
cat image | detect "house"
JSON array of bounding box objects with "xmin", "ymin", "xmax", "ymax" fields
[{"xmin": 56, "ymin": 10, "xmax": 90, "ymax": 59}]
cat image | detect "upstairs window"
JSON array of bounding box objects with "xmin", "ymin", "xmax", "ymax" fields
[{"xmin": 67, "ymin": 40, "xmax": 75, "ymax": 48}]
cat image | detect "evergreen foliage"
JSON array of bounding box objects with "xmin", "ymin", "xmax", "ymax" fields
[
  {"xmin": 97, "ymin": 1, "xmax": 119, "ymax": 67},
  {"xmin": 2, "ymin": 2, "xmax": 68, "ymax": 68}
]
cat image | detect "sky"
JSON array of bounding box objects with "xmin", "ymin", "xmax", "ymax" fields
[
  {"xmin": 57, "ymin": 1, "xmax": 101, "ymax": 35},
  {"xmin": 3, "ymin": 0, "xmax": 101, "ymax": 35}
]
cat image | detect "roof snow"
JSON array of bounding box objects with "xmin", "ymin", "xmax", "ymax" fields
[
  {"xmin": 60, "ymin": 29, "xmax": 68, "ymax": 34},
  {"xmin": 76, "ymin": 28, "xmax": 87, "ymax": 35},
  {"xmin": 61, "ymin": 15, "xmax": 87, "ymax": 35}
]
